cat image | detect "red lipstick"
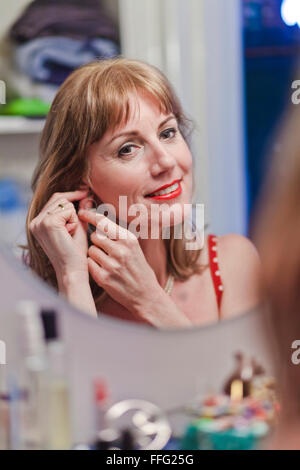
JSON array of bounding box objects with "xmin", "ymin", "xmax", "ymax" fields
[{"xmin": 145, "ymin": 179, "xmax": 182, "ymax": 200}]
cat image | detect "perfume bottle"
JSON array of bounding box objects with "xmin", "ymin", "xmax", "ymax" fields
[
  {"xmin": 40, "ymin": 308, "xmax": 72, "ymax": 450},
  {"xmin": 17, "ymin": 300, "xmax": 47, "ymax": 450}
]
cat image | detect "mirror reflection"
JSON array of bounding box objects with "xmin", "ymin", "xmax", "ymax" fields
[
  {"xmin": 0, "ymin": 0, "xmax": 271, "ymax": 329},
  {"xmin": 24, "ymin": 57, "xmax": 262, "ymax": 327},
  {"xmin": 1, "ymin": 0, "xmax": 300, "ymax": 451}
]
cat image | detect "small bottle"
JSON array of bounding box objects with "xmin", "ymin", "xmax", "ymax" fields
[
  {"xmin": 17, "ymin": 300, "xmax": 47, "ymax": 450},
  {"xmin": 224, "ymin": 352, "xmax": 254, "ymax": 399},
  {"xmin": 0, "ymin": 367, "xmax": 10, "ymax": 450},
  {"xmin": 7, "ymin": 373, "xmax": 24, "ymax": 450},
  {"xmin": 94, "ymin": 378, "xmax": 109, "ymax": 434},
  {"xmin": 40, "ymin": 308, "xmax": 72, "ymax": 450}
]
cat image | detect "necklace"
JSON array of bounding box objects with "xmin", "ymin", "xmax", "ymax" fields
[{"xmin": 164, "ymin": 274, "xmax": 174, "ymax": 295}]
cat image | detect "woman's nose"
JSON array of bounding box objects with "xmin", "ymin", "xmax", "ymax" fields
[{"xmin": 149, "ymin": 143, "xmax": 176, "ymax": 176}]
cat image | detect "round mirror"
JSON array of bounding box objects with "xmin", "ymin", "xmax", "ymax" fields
[{"xmin": 0, "ymin": 0, "xmax": 263, "ymax": 331}]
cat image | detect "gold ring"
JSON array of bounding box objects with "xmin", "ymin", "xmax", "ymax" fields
[{"xmin": 58, "ymin": 203, "xmax": 65, "ymax": 210}]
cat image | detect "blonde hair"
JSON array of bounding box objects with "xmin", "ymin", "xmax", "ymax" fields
[{"xmin": 24, "ymin": 57, "xmax": 204, "ymax": 309}]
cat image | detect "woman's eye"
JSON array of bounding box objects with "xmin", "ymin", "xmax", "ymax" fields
[
  {"xmin": 161, "ymin": 127, "xmax": 177, "ymax": 139},
  {"xmin": 116, "ymin": 128, "xmax": 177, "ymax": 158},
  {"xmin": 118, "ymin": 144, "xmax": 136, "ymax": 157}
]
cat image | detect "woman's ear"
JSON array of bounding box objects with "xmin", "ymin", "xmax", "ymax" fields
[
  {"xmin": 81, "ymin": 170, "xmax": 102, "ymax": 204},
  {"xmin": 88, "ymin": 189, "xmax": 102, "ymax": 209},
  {"xmin": 79, "ymin": 179, "xmax": 90, "ymax": 193}
]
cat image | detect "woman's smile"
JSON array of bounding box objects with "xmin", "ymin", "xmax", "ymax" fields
[
  {"xmin": 144, "ymin": 178, "xmax": 182, "ymax": 200},
  {"xmin": 87, "ymin": 89, "xmax": 193, "ymax": 225}
]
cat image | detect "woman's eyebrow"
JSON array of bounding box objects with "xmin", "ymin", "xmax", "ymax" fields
[{"xmin": 106, "ymin": 114, "xmax": 176, "ymax": 146}]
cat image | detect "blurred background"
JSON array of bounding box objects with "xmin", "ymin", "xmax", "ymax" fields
[{"xmin": 0, "ymin": 0, "xmax": 300, "ymax": 257}]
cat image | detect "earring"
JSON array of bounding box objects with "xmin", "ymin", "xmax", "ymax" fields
[{"xmin": 86, "ymin": 189, "xmax": 99, "ymax": 211}]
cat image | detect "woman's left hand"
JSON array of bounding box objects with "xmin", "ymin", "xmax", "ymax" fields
[{"xmin": 77, "ymin": 209, "xmax": 160, "ymax": 316}]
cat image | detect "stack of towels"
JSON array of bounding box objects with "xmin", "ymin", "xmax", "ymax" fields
[{"xmin": 7, "ymin": 0, "xmax": 120, "ymax": 104}]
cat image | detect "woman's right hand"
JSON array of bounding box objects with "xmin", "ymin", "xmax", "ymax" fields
[{"xmin": 29, "ymin": 189, "xmax": 92, "ymax": 282}]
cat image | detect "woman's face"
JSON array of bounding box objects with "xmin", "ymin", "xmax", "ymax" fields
[{"xmin": 87, "ymin": 90, "xmax": 193, "ymax": 232}]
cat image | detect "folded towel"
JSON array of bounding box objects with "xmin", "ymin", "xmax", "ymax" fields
[
  {"xmin": 14, "ymin": 36, "xmax": 120, "ymax": 85},
  {"xmin": 10, "ymin": 0, "xmax": 119, "ymax": 44}
]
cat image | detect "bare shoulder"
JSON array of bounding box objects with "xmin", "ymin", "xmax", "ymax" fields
[
  {"xmin": 217, "ymin": 233, "xmax": 261, "ymax": 266},
  {"xmin": 216, "ymin": 233, "xmax": 262, "ymax": 319}
]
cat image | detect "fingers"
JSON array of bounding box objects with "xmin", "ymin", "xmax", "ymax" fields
[
  {"xmin": 42, "ymin": 205, "xmax": 78, "ymax": 228},
  {"xmin": 78, "ymin": 209, "xmax": 132, "ymax": 241},
  {"xmin": 66, "ymin": 222, "xmax": 77, "ymax": 233},
  {"xmin": 33, "ymin": 189, "xmax": 89, "ymax": 227},
  {"xmin": 30, "ymin": 200, "xmax": 79, "ymax": 237},
  {"xmin": 87, "ymin": 257, "xmax": 106, "ymax": 288},
  {"xmin": 35, "ymin": 199, "xmax": 73, "ymax": 227},
  {"xmin": 29, "ymin": 207, "xmax": 78, "ymax": 242},
  {"xmin": 77, "ymin": 208, "xmax": 101, "ymax": 227},
  {"xmin": 42, "ymin": 189, "xmax": 89, "ymax": 213},
  {"xmin": 88, "ymin": 245, "xmax": 118, "ymax": 271},
  {"xmin": 50, "ymin": 189, "xmax": 89, "ymax": 204},
  {"xmin": 90, "ymin": 230, "xmax": 114, "ymax": 255},
  {"xmin": 46, "ymin": 199, "xmax": 74, "ymax": 215}
]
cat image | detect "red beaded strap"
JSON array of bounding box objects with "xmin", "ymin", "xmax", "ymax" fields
[{"xmin": 208, "ymin": 234, "xmax": 224, "ymax": 316}]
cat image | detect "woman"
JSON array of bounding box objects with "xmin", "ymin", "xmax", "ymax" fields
[
  {"xmin": 25, "ymin": 57, "xmax": 261, "ymax": 327},
  {"xmin": 254, "ymin": 100, "xmax": 300, "ymax": 449}
]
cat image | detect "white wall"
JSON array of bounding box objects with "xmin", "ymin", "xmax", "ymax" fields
[
  {"xmin": 119, "ymin": 0, "xmax": 248, "ymax": 235},
  {"xmin": 0, "ymin": 0, "xmax": 30, "ymax": 38},
  {"xmin": 0, "ymin": 1, "xmax": 41, "ymax": 184},
  {"xmin": 202, "ymin": 0, "xmax": 248, "ymax": 235}
]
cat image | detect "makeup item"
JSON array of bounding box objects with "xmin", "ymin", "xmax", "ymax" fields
[
  {"xmin": 224, "ymin": 352, "xmax": 254, "ymax": 399},
  {"xmin": 0, "ymin": 371, "xmax": 26, "ymax": 450},
  {"xmin": 181, "ymin": 413, "xmax": 269, "ymax": 451},
  {"xmin": 105, "ymin": 399, "xmax": 172, "ymax": 450},
  {"xmin": 40, "ymin": 308, "xmax": 72, "ymax": 450},
  {"xmin": 0, "ymin": 368, "xmax": 10, "ymax": 450},
  {"xmin": 230, "ymin": 379, "xmax": 244, "ymax": 401},
  {"xmin": 7, "ymin": 373, "xmax": 23, "ymax": 450},
  {"xmin": 94, "ymin": 378, "xmax": 109, "ymax": 435},
  {"xmin": 181, "ymin": 383, "xmax": 277, "ymax": 451},
  {"xmin": 17, "ymin": 300, "xmax": 47, "ymax": 450}
]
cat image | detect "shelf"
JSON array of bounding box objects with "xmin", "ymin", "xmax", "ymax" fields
[{"xmin": 0, "ymin": 116, "xmax": 45, "ymax": 134}]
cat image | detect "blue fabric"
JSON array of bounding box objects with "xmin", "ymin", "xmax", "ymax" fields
[{"xmin": 15, "ymin": 36, "xmax": 120, "ymax": 85}]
